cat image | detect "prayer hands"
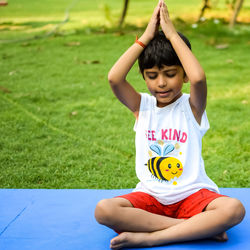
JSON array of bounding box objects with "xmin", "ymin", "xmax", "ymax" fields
[
  {"xmin": 159, "ymin": 0, "xmax": 177, "ymax": 40},
  {"xmin": 141, "ymin": 1, "xmax": 161, "ymax": 43},
  {"xmin": 142, "ymin": 0, "xmax": 177, "ymax": 43}
]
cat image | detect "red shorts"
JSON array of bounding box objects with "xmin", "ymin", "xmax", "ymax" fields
[{"xmin": 117, "ymin": 189, "xmax": 225, "ymax": 219}]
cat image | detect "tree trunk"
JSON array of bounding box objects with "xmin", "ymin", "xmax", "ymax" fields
[
  {"xmin": 198, "ymin": 0, "xmax": 211, "ymax": 21},
  {"xmin": 229, "ymin": 0, "xmax": 244, "ymax": 27},
  {"xmin": 119, "ymin": 0, "xmax": 129, "ymax": 27}
]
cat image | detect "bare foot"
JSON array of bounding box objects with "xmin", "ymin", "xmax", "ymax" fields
[
  {"xmin": 110, "ymin": 232, "xmax": 152, "ymax": 250},
  {"xmin": 110, "ymin": 231, "xmax": 228, "ymax": 249},
  {"xmin": 212, "ymin": 232, "xmax": 228, "ymax": 242}
]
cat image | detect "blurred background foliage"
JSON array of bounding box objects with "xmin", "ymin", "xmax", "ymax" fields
[{"xmin": 0, "ymin": 0, "xmax": 249, "ymax": 36}]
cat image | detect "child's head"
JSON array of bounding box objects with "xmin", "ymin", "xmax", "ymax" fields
[
  {"xmin": 138, "ymin": 31, "xmax": 192, "ymax": 107},
  {"xmin": 138, "ymin": 31, "xmax": 191, "ymax": 75}
]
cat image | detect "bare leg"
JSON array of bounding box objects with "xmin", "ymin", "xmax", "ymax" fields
[
  {"xmin": 110, "ymin": 197, "xmax": 245, "ymax": 249},
  {"xmin": 95, "ymin": 197, "xmax": 184, "ymax": 233}
]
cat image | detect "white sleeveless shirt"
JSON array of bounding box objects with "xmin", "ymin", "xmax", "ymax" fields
[{"xmin": 133, "ymin": 93, "xmax": 219, "ymax": 205}]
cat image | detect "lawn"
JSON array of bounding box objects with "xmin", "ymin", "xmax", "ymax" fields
[{"xmin": 0, "ymin": 0, "xmax": 249, "ymax": 188}]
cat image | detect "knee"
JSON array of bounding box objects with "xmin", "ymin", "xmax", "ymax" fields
[
  {"xmin": 223, "ymin": 198, "xmax": 246, "ymax": 226},
  {"xmin": 95, "ymin": 199, "xmax": 115, "ymax": 225}
]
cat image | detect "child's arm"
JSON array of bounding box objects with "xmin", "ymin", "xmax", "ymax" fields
[
  {"xmin": 160, "ymin": 0, "xmax": 207, "ymax": 124},
  {"xmin": 108, "ymin": 2, "xmax": 161, "ymax": 119}
]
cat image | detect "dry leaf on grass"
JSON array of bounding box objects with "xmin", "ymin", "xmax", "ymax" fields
[
  {"xmin": 0, "ymin": 85, "xmax": 11, "ymax": 93},
  {"xmin": 215, "ymin": 44, "xmax": 229, "ymax": 49},
  {"xmin": 64, "ymin": 42, "xmax": 81, "ymax": 47}
]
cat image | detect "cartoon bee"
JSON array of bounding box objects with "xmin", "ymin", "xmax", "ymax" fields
[{"xmin": 146, "ymin": 143, "xmax": 183, "ymax": 182}]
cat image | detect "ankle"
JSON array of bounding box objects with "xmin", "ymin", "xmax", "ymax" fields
[{"xmin": 144, "ymin": 232, "xmax": 160, "ymax": 247}]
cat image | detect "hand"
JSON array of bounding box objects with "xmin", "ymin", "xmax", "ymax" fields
[
  {"xmin": 159, "ymin": 0, "xmax": 177, "ymax": 40},
  {"xmin": 140, "ymin": 1, "xmax": 161, "ymax": 45}
]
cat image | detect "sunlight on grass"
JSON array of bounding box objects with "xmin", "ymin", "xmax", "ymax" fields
[
  {"xmin": 210, "ymin": 85, "xmax": 250, "ymax": 100},
  {"xmin": 1, "ymin": 0, "xmax": 249, "ymax": 33}
]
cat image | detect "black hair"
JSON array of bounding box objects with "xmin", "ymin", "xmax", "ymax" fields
[{"xmin": 138, "ymin": 31, "xmax": 191, "ymax": 75}]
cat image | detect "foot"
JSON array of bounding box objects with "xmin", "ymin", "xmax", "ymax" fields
[
  {"xmin": 110, "ymin": 232, "xmax": 152, "ymax": 250},
  {"xmin": 212, "ymin": 232, "xmax": 228, "ymax": 242}
]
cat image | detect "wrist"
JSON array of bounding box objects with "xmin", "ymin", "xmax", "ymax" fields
[
  {"xmin": 167, "ymin": 31, "xmax": 179, "ymax": 43},
  {"xmin": 135, "ymin": 36, "xmax": 146, "ymax": 49},
  {"xmin": 138, "ymin": 34, "xmax": 152, "ymax": 46}
]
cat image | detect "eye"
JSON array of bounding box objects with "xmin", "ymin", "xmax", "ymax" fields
[
  {"xmin": 146, "ymin": 72, "xmax": 158, "ymax": 79},
  {"xmin": 177, "ymin": 163, "xmax": 180, "ymax": 168},
  {"xmin": 164, "ymin": 70, "xmax": 177, "ymax": 78},
  {"xmin": 166, "ymin": 73, "xmax": 176, "ymax": 78},
  {"xmin": 147, "ymin": 74, "xmax": 157, "ymax": 79},
  {"xmin": 168, "ymin": 164, "xmax": 171, "ymax": 169}
]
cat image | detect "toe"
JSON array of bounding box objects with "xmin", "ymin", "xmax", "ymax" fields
[{"xmin": 110, "ymin": 233, "xmax": 127, "ymax": 249}]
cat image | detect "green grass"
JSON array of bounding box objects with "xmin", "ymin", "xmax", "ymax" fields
[{"xmin": 0, "ymin": 0, "xmax": 249, "ymax": 188}]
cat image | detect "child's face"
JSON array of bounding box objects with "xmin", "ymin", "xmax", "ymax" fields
[{"xmin": 143, "ymin": 65, "xmax": 188, "ymax": 108}]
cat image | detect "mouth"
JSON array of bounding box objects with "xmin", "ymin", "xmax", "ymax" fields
[
  {"xmin": 157, "ymin": 90, "xmax": 172, "ymax": 97},
  {"xmin": 171, "ymin": 171, "xmax": 178, "ymax": 175}
]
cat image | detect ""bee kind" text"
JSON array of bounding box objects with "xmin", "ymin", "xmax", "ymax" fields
[{"xmin": 146, "ymin": 129, "xmax": 187, "ymax": 143}]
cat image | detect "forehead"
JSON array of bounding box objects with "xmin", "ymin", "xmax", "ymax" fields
[{"xmin": 144, "ymin": 65, "xmax": 181, "ymax": 72}]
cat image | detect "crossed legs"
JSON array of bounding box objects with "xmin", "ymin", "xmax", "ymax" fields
[{"xmin": 95, "ymin": 196, "xmax": 245, "ymax": 249}]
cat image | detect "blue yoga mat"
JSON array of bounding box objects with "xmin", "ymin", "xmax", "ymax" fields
[{"xmin": 0, "ymin": 188, "xmax": 249, "ymax": 250}]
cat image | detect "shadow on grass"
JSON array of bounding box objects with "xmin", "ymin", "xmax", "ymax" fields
[
  {"xmin": 0, "ymin": 20, "xmax": 61, "ymax": 28},
  {"xmin": 0, "ymin": 17, "xmax": 249, "ymax": 45}
]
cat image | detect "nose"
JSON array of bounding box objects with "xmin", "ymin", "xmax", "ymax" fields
[{"xmin": 158, "ymin": 74, "xmax": 167, "ymax": 88}]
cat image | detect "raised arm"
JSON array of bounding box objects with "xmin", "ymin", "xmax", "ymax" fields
[
  {"xmin": 108, "ymin": 2, "xmax": 161, "ymax": 119},
  {"xmin": 160, "ymin": 0, "xmax": 207, "ymax": 124}
]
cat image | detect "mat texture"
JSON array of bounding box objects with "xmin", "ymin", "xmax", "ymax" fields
[{"xmin": 0, "ymin": 188, "xmax": 249, "ymax": 250}]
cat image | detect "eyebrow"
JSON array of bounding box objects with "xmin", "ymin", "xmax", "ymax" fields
[
  {"xmin": 163, "ymin": 69, "xmax": 177, "ymax": 73},
  {"xmin": 145, "ymin": 69, "xmax": 177, "ymax": 74}
]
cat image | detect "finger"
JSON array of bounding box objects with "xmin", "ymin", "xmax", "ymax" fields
[
  {"xmin": 160, "ymin": 6, "xmax": 167, "ymax": 24},
  {"xmin": 151, "ymin": 4, "xmax": 160, "ymax": 22},
  {"xmin": 160, "ymin": 1, "xmax": 169, "ymax": 18},
  {"xmin": 160, "ymin": 4, "xmax": 165, "ymax": 17},
  {"xmin": 162, "ymin": 1, "xmax": 169, "ymax": 15},
  {"xmin": 153, "ymin": 2, "xmax": 161, "ymax": 16}
]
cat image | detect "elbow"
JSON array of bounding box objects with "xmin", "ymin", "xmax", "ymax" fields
[
  {"xmin": 107, "ymin": 71, "xmax": 124, "ymax": 87},
  {"xmin": 193, "ymin": 78, "xmax": 206, "ymax": 86},
  {"xmin": 107, "ymin": 71, "xmax": 115, "ymax": 85},
  {"xmin": 190, "ymin": 73, "xmax": 206, "ymax": 86}
]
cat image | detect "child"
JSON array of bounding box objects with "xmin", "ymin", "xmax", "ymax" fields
[{"xmin": 95, "ymin": 1, "xmax": 245, "ymax": 249}]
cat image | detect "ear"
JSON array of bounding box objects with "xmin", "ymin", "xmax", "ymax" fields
[
  {"xmin": 141, "ymin": 69, "xmax": 145, "ymax": 80},
  {"xmin": 183, "ymin": 74, "xmax": 189, "ymax": 83}
]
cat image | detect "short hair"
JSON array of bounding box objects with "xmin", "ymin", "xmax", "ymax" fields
[{"xmin": 138, "ymin": 31, "xmax": 191, "ymax": 75}]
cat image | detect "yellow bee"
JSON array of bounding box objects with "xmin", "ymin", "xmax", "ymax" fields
[
  {"xmin": 147, "ymin": 143, "xmax": 183, "ymax": 182},
  {"xmin": 147, "ymin": 156, "xmax": 183, "ymax": 181}
]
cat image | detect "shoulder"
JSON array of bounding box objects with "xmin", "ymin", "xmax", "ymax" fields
[
  {"xmin": 134, "ymin": 93, "xmax": 155, "ymax": 124},
  {"xmin": 180, "ymin": 93, "xmax": 190, "ymax": 102},
  {"xmin": 139, "ymin": 93, "xmax": 156, "ymax": 110},
  {"xmin": 181, "ymin": 93, "xmax": 210, "ymax": 135}
]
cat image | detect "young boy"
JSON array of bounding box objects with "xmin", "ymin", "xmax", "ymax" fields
[{"xmin": 95, "ymin": 1, "xmax": 245, "ymax": 249}]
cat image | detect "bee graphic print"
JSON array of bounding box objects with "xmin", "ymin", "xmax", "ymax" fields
[
  {"xmin": 146, "ymin": 143, "xmax": 183, "ymax": 184},
  {"xmin": 147, "ymin": 156, "xmax": 183, "ymax": 181}
]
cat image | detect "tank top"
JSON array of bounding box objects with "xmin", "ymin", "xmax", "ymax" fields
[{"xmin": 133, "ymin": 93, "xmax": 219, "ymax": 205}]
